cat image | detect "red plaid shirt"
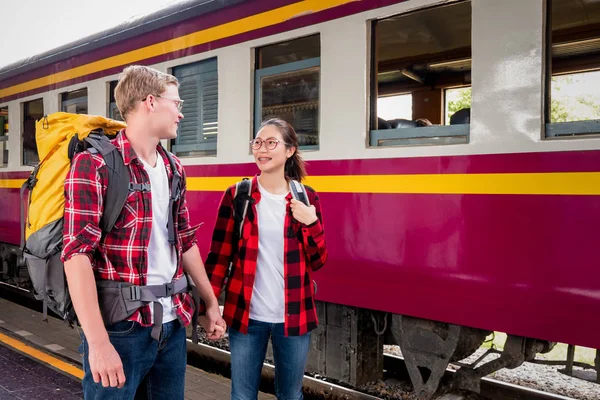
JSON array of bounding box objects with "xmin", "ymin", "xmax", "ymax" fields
[
  {"xmin": 204, "ymin": 176, "xmax": 327, "ymax": 336},
  {"xmin": 61, "ymin": 131, "xmax": 199, "ymax": 327}
]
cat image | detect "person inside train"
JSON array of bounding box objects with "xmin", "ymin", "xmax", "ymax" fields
[
  {"xmin": 449, "ymin": 107, "xmax": 470, "ymax": 125},
  {"xmin": 61, "ymin": 65, "xmax": 226, "ymax": 399},
  {"xmin": 202, "ymin": 118, "xmax": 328, "ymax": 399},
  {"xmin": 415, "ymin": 117, "xmax": 433, "ymax": 126}
]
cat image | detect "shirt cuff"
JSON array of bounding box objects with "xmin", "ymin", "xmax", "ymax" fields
[
  {"xmin": 178, "ymin": 223, "xmax": 201, "ymax": 253},
  {"xmin": 302, "ymin": 219, "xmax": 323, "ymax": 238}
]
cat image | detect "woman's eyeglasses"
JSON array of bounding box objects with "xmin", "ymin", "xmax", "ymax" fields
[{"xmin": 249, "ymin": 138, "xmax": 288, "ymax": 150}]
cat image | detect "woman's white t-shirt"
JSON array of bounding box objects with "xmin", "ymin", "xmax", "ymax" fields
[{"xmin": 249, "ymin": 181, "xmax": 287, "ymax": 323}]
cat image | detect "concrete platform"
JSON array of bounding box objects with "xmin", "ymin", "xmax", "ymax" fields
[{"xmin": 0, "ymin": 296, "xmax": 274, "ymax": 399}]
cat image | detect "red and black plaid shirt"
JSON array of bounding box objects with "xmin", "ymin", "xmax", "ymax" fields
[
  {"xmin": 61, "ymin": 130, "xmax": 199, "ymax": 327},
  {"xmin": 204, "ymin": 176, "xmax": 327, "ymax": 336}
]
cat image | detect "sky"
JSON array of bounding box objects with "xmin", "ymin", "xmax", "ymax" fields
[{"xmin": 2, "ymin": 0, "xmax": 185, "ymax": 68}]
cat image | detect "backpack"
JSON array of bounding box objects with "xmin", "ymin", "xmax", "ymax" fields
[
  {"xmin": 20, "ymin": 112, "xmax": 127, "ymax": 323},
  {"xmin": 20, "ymin": 112, "xmax": 199, "ymax": 342},
  {"xmin": 220, "ymin": 178, "xmax": 311, "ymax": 293}
]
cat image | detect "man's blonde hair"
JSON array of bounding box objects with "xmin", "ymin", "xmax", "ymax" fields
[{"xmin": 114, "ymin": 65, "xmax": 179, "ymax": 120}]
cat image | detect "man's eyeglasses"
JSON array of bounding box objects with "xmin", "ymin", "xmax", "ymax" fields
[
  {"xmin": 250, "ymin": 138, "xmax": 288, "ymax": 150},
  {"xmin": 144, "ymin": 94, "xmax": 184, "ymax": 111}
]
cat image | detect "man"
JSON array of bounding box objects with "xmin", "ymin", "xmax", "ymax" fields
[{"xmin": 62, "ymin": 65, "xmax": 226, "ymax": 399}]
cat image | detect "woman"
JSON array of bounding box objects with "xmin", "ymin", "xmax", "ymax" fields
[{"xmin": 203, "ymin": 118, "xmax": 327, "ymax": 399}]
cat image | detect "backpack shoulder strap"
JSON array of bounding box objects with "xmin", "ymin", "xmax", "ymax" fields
[
  {"xmin": 233, "ymin": 178, "xmax": 252, "ymax": 240},
  {"xmin": 84, "ymin": 133, "xmax": 130, "ymax": 233},
  {"xmin": 160, "ymin": 144, "xmax": 182, "ymax": 245},
  {"xmin": 289, "ymin": 179, "xmax": 310, "ymax": 206}
]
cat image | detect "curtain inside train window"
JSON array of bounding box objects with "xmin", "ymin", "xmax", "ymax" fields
[{"xmin": 172, "ymin": 58, "xmax": 219, "ymax": 157}]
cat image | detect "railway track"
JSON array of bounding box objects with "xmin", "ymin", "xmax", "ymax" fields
[
  {"xmin": 0, "ymin": 284, "xmax": 581, "ymax": 400},
  {"xmin": 382, "ymin": 354, "xmax": 577, "ymax": 400},
  {"xmin": 186, "ymin": 339, "xmax": 578, "ymax": 400}
]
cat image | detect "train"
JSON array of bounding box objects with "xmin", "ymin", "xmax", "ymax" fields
[{"xmin": 1, "ymin": 0, "xmax": 599, "ymax": 398}]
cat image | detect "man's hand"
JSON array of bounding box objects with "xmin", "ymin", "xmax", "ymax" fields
[
  {"xmin": 88, "ymin": 339, "xmax": 126, "ymax": 388},
  {"xmin": 200, "ymin": 304, "xmax": 227, "ymax": 340}
]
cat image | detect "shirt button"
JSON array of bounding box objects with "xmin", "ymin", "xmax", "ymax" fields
[{"xmin": 286, "ymin": 313, "xmax": 290, "ymax": 316}]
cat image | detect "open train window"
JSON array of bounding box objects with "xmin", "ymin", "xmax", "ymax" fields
[
  {"xmin": 60, "ymin": 88, "xmax": 88, "ymax": 114},
  {"xmin": 108, "ymin": 81, "xmax": 123, "ymax": 121},
  {"xmin": 172, "ymin": 58, "xmax": 219, "ymax": 157},
  {"xmin": 0, "ymin": 107, "xmax": 8, "ymax": 167},
  {"xmin": 254, "ymin": 34, "xmax": 320, "ymax": 150},
  {"xmin": 22, "ymin": 99, "xmax": 43, "ymax": 166},
  {"xmin": 369, "ymin": 1, "xmax": 471, "ymax": 147},
  {"xmin": 546, "ymin": 0, "xmax": 600, "ymax": 138}
]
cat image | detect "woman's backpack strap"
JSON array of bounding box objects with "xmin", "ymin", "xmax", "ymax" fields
[{"xmin": 290, "ymin": 179, "xmax": 310, "ymax": 206}]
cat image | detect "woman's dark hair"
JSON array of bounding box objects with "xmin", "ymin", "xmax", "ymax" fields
[{"xmin": 258, "ymin": 118, "xmax": 307, "ymax": 182}]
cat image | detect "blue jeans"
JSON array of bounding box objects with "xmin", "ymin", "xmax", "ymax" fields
[
  {"xmin": 229, "ymin": 319, "xmax": 311, "ymax": 400},
  {"xmin": 80, "ymin": 319, "xmax": 186, "ymax": 399}
]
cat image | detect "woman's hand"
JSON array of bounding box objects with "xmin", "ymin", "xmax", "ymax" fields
[{"xmin": 290, "ymin": 199, "xmax": 318, "ymax": 225}]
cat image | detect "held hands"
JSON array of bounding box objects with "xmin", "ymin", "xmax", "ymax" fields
[
  {"xmin": 290, "ymin": 199, "xmax": 318, "ymax": 226},
  {"xmin": 200, "ymin": 304, "xmax": 227, "ymax": 340}
]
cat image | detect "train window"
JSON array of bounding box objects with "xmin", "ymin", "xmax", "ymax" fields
[
  {"xmin": 108, "ymin": 81, "xmax": 123, "ymax": 121},
  {"xmin": 22, "ymin": 99, "xmax": 43, "ymax": 166},
  {"xmin": 369, "ymin": 1, "xmax": 471, "ymax": 147},
  {"xmin": 255, "ymin": 34, "xmax": 320, "ymax": 149},
  {"xmin": 60, "ymin": 88, "xmax": 88, "ymax": 114},
  {"xmin": 172, "ymin": 58, "xmax": 218, "ymax": 157},
  {"xmin": 0, "ymin": 107, "xmax": 8, "ymax": 167},
  {"xmin": 546, "ymin": 0, "xmax": 600, "ymax": 138}
]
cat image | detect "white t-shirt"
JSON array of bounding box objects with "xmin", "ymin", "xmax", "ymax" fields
[
  {"xmin": 249, "ymin": 181, "xmax": 287, "ymax": 323},
  {"xmin": 141, "ymin": 153, "xmax": 178, "ymax": 323}
]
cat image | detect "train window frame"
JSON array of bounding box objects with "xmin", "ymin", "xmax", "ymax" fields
[
  {"xmin": 60, "ymin": 88, "xmax": 88, "ymax": 114},
  {"xmin": 254, "ymin": 34, "xmax": 321, "ymax": 151},
  {"xmin": 171, "ymin": 57, "xmax": 219, "ymax": 157},
  {"xmin": 368, "ymin": 3, "xmax": 472, "ymax": 148},
  {"xmin": 22, "ymin": 98, "xmax": 44, "ymax": 167},
  {"xmin": 107, "ymin": 81, "xmax": 123, "ymax": 121},
  {"xmin": 0, "ymin": 106, "xmax": 8, "ymax": 168},
  {"xmin": 545, "ymin": 0, "xmax": 600, "ymax": 139}
]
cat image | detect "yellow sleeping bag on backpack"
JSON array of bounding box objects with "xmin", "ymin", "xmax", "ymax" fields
[{"xmin": 22, "ymin": 112, "xmax": 126, "ymax": 255}]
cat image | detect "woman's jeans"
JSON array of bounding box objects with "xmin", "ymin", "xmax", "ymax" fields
[{"xmin": 229, "ymin": 319, "xmax": 311, "ymax": 400}]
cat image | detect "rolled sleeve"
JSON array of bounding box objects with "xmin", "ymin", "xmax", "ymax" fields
[
  {"xmin": 61, "ymin": 223, "xmax": 103, "ymax": 262},
  {"xmin": 178, "ymin": 223, "xmax": 200, "ymax": 253},
  {"xmin": 61, "ymin": 152, "xmax": 104, "ymax": 263},
  {"xmin": 303, "ymin": 219, "xmax": 324, "ymax": 241}
]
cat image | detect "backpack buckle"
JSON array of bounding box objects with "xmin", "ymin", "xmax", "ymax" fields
[
  {"xmin": 129, "ymin": 182, "xmax": 151, "ymax": 192},
  {"xmin": 129, "ymin": 286, "xmax": 141, "ymax": 301},
  {"xmin": 164, "ymin": 282, "xmax": 174, "ymax": 297}
]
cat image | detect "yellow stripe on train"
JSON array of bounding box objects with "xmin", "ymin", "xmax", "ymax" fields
[
  {"xmin": 0, "ymin": 0, "xmax": 354, "ymax": 99},
  {"xmin": 185, "ymin": 173, "xmax": 600, "ymax": 195},
  {"xmin": 2, "ymin": 172, "xmax": 600, "ymax": 195}
]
